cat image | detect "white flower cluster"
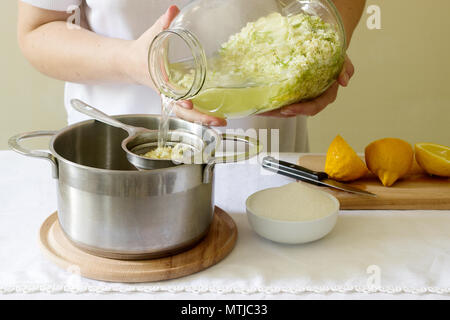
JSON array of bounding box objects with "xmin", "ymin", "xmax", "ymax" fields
[
  {"xmin": 175, "ymin": 12, "xmax": 344, "ymax": 116},
  {"xmin": 143, "ymin": 144, "xmax": 188, "ymax": 160}
]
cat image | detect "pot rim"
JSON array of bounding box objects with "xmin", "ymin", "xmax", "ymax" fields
[{"xmin": 49, "ymin": 114, "xmax": 222, "ymax": 174}]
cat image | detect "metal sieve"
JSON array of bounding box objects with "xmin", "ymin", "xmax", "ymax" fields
[
  {"xmin": 71, "ymin": 99, "xmax": 205, "ymax": 170},
  {"xmin": 70, "ymin": 99, "xmax": 262, "ymax": 173}
]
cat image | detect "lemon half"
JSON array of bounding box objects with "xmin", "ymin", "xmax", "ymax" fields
[
  {"xmin": 415, "ymin": 143, "xmax": 450, "ymax": 177},
  {"xmin": 324, "ymin": 135, "xmax": 368, "ymax": 182}
]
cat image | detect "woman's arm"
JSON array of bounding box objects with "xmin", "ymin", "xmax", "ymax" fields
[
  {"xmin": 333, "ymin": 0, "xmax": 366, "ymax": 46},
  {"xmin": 18, "ymin": 1, "xmax": 365, "ymax": 125},
  {"xmin": 260, "ymin": 0, "xmax": 366, "ymax": 118},
  {"xmin": 18, "ymin": 2, "xmax": 169, "ymax": 87},
  {"xmin": 18, "ymin": 2, "xmax": 225, "ymax": 125}
]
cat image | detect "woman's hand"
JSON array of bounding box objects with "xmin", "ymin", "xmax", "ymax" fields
[
  {"xmin": 123, "ymin": 5, "xmax": 180, "ymax": 90},
  {"xmin": 124, "ymin": 5, "xmax": 227, "ymax": 126},
  {"xmin": 259, "ymin": 56, "xmax": 355, "ymax": 118},
  {"xmin": 173, "ymin": 100, "xmax": 228, "ymax": 126}
]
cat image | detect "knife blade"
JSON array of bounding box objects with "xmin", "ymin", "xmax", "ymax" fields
[{"xmin": 262, "ymin": 156, "xmax": 376, "ymax": 197}]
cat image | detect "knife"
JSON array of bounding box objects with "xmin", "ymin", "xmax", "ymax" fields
[{"xmin": 262, "ymin": 156, "xmax": 376, "ymax": 197}]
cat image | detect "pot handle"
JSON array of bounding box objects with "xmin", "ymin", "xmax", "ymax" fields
[
  {"xmin": 203, "ymin": 133, "xmax": 262, "ymax": 183},
  {"xmin": 213, "ymin": 133, "xmax": 262, "ymax": 164},
  {"xmin": 8, "ymin": 131, "xmax": 58, "ymax": 178}
]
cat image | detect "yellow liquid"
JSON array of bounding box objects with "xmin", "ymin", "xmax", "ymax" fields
[
  {"xmin": 190, "ymin": 82, "xmax": 290, "ymax": 119},
  {"xmin": 170, "ymin": 60, "xmax": 293, "ymax": 119}
]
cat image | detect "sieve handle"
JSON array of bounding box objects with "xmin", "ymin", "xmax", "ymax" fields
[
  {"xmin": 8, "ymin": 131, "xmax": 58, "ymax": 178},
  {"xmin": 70, "ymin": 99, "xmax": 140, "ymax": 136}
]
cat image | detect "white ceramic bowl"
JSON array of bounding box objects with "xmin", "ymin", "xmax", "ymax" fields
[{"xmin": 246, "ymin": 188, "xmax": 340, "ymax": 244}]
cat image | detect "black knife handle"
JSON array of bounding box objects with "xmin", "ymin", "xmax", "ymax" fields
[{"xmin": 262, "ymin": 156, "xmax": 328, "ymax": 186}]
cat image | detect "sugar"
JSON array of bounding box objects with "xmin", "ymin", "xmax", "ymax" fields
[{"xmin": 248, "ymin": 182, "xmax": 338, "ymax": 222}]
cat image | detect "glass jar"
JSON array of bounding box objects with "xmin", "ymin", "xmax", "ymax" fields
[{"xmin": 149, "ymin": 0, "xmax": 346, "ymax": 119}]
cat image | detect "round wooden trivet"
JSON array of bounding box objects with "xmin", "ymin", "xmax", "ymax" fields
[{"xmin": 38, "ymin": 207, "xmax": 237, "ymax": 283}]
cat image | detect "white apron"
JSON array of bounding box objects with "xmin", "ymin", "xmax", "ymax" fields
[{"xmin": 22, "ymin": 0, "xmax": 309, "ymax": 152}]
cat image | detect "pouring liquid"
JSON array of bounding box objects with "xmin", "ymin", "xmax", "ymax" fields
[
  {"xmin": 142, "ymin": 95, "xmax": 190, "ymax": 161},
  {"xmin": 158, "ymin": 94, "xmax": 176, "ymax": 148}
]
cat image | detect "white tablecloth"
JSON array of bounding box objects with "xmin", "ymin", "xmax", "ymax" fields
[{"xmin": 1, "ymin": 150, "xmax": 449, "ymax": 300}]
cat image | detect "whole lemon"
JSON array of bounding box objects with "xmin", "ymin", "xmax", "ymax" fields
[
  {"xmin": 325, "ymin": 135, "xmax": 368, "ymax": 182},
  {"xmin": 365, "ymin": 138, "xmax": 414, "ymax": 187}
]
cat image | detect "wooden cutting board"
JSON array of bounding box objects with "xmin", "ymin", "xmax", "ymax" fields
[
  {"xmin": 298, "ymin": 155, "xmax": 450, "ymax": 210},
  {"xmin": 39, "ymin": 207, "xmax": 237, "ymax": 283}
]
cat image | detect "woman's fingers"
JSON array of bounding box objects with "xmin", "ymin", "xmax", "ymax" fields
[
  {"xmin": 338, "ymin": 56, "xmax": 354, "ymax": 87},
  {"xmin": 346, "ymin": 57, "xmax": 355, "ymax": 77},
  {"xmin": 260, "ymin": 82, "xmax": 339, "ymax": 117},
  {"xmin": 177, "ymin": 100, "xmax": 193, "ymax": 110},
  {"xmin": 258, "ymin": 109, "xmax": 297, "ymax": 118},
  {"xmin": 174, "ymin": 104, "xmax": 227, "ymax": 126},
  {"xmin": 143, "ymin": 6, "xmax": 179, "ymax": 42},
  {"xmin": 283, "ymin": 82, "xmax": 339, "ymax": 116},
  {"xmin": 129, "ymin": 5, "xmax": 180, "ymax": 89},
  {"xmin": 307, "ymin": 82, "xmax": 339, "ymax": 115},
  {"xmin": 156, "ymin": 5, "xmax": 180, "ymax": 31}
]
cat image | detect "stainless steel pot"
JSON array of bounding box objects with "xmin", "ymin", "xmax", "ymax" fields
[{"xmin": 9, "ymin": 115, "xmax": 261, "ymax": 260}]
